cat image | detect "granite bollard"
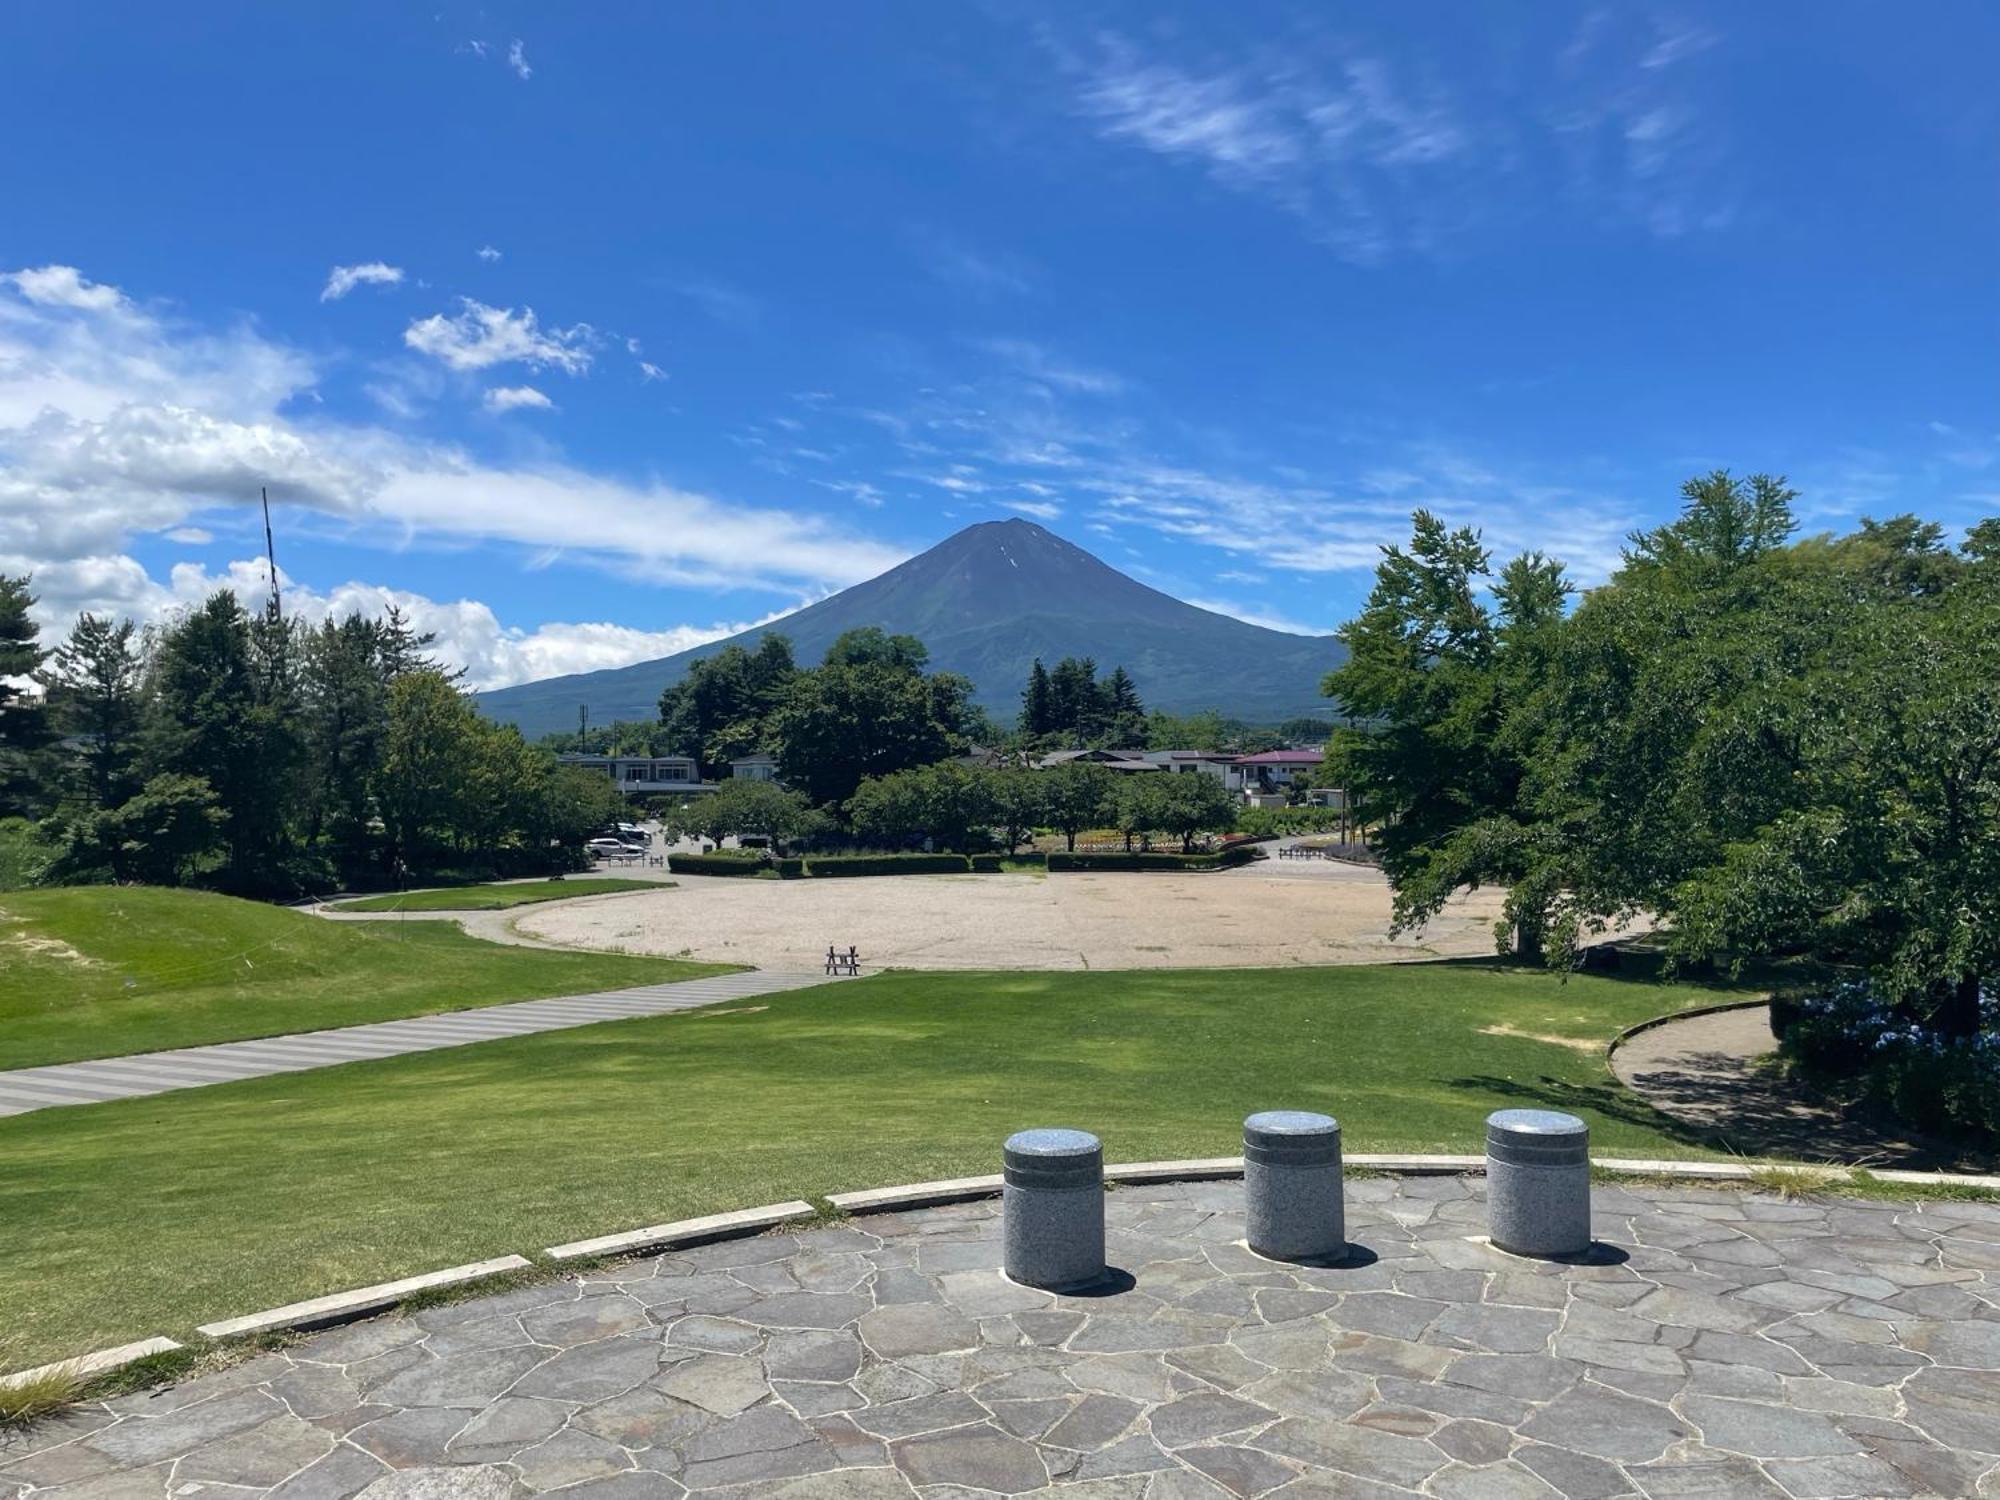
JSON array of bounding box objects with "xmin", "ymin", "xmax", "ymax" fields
[
  {"xmin": 1244, "ymin": 1110, "xmax": 1346, "ymax": 1262},
  {"xmin": 1485, "ymin": 1108, "xmax": 1591, "ymax": 1257},
  {"xmin": 1003, "ymin": 1128, "xmax": 1105, "ymax": 1290}
]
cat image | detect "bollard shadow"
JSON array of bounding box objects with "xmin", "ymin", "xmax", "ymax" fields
[
  {"xmin": 1555, "ymin": 1241, "xmax": 1629, "ymax": 1268},
  {"xmin": 1245, "ymin": 1241, "xmax": 1379, "ymax": 1272},
  {"xmin": 1064, "ymin": 1267, "xmax": 1139, "ymax": 1298}
]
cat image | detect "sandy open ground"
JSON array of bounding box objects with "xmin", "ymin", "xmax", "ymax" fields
[{"xmin": 512, "ymin": 858, "xmax": 1517, "ymax": 971}]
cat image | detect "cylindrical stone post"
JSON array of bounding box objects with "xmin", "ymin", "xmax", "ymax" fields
[
  {"xmin": 1485, "ymin": 1108, "xmax": 1592, "ymax": 1257},
  {"xmin": 1003, "ymin": 1128, "xmax": 1105, "ymax": 1290},
  {"xmin": 1244, "ymin": 1111, "xmax": 1345, "ymax": 1262}
]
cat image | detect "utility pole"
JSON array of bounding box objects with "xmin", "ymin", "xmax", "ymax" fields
[
  {"xmin": 260, "ymin": 486, "xmax": 282, "ymax": 618},
  {"xmin": 577, "ymin": 703, "xmax": 589, "ymax": 752}
]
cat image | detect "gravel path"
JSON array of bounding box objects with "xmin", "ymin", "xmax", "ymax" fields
[{"xmin": 12, "ymin": 1175, "xmax": 1999, "ymax": 1499}]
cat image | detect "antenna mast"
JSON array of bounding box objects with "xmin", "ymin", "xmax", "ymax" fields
[{"xmin": 260, "ymin": 486, "xmax": 282, "ymax": 618}]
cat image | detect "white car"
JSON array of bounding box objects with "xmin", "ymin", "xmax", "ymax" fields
[{"xmin": 587, "ymin": 838, "xmax": 643, "ymax": 859}]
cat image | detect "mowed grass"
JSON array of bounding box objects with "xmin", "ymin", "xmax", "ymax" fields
[
  {"xmin": 335, "ymin": 878, "xmax": 662, "ymax": 913},
  {"xmin": 0, "ymin": 960, "xmax": 1740, "ymax": 1368},
  {"xmin": 0, "ymin": 887, "xmax": 738, "ymax": 1070}
]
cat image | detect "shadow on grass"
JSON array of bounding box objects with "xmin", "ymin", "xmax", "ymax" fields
[{"xmin": 1449, "ymin": 1072, "xmax": 1716, "ymax": 1152}]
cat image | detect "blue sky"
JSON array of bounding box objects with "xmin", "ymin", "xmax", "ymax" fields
[{"xmin": 2, "ymin": 2, "xmax": 1995, "ymax": 686}]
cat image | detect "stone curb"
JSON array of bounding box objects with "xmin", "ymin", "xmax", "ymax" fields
[
  {"xmin": 193, "ymin": 1254, "xmax": 533, "ymax": 1340},
  {"xmin": 0, "ymin": 1337, "xmax": 183, "ymax": 1393},
  {"xmin": 544, "ymin": 1200, "xmax": 816, "ymax": 1263},
  {"xmin": 1605, "ymin": 997, "xmax": 1772, "ymax": 1059}
]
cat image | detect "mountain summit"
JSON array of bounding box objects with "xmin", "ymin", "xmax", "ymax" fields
[{"xmin": 476, "ymin": 519, "xmax": 1346, "ymax": 735}]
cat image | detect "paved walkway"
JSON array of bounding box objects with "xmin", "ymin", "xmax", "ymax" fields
[
  {"xmin": 0, "ymin": 972, "xmax": 830, "ymax": 1119},
  {"xmin": 8, "ymin": 1175, "xmax": 1998, "ymax": 1498},
  {"xmin": 1611, "ymin": 1005, "xmax": 1982, "ymax": 1171}
]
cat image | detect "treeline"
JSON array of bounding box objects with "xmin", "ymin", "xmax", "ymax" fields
[
  {"xmin": 0, "ymin": 585, "xmax": 625, "ymax": 895},
  {"xmin": 1332, "ymin": 473, "xmax": 2000, "ymax": 1045}
]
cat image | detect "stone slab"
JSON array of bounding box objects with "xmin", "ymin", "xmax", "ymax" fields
[
  {"xmin": 544, "ymin": 1202, "xmax": 814, "ymax": 1262},
  {"xmin": 0, "ymin": 1336, "xmax": 182, "ymax": 1391},
  {"xmin": 195, "ymin": 1256, "xmax": 533, "ymax": 1340}
]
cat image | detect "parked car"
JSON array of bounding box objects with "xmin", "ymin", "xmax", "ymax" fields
[{"xmin": 586, "ymin": 837, "xmax": 644, "ymax": 859}]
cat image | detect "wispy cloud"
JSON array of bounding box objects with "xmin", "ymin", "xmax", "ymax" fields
[
  {"xmin": 404, "ymin": 299, "xmax": 595, "ymax": 374},
  {"xmin": 320, "ymin": 262, "xmax": 404, "ymax": 302},
  {"xmin": 908, "ymin": 227, "xmax": 1035, "ymax": 298},
  {"xmin": 475, "ymin": 245, "xmax": 502, "ymax": 262},
  {"xmin": 978, "ymin": 337, "xmax": 1125, "ymax": 395},
  {"xmin": 1054, "ymin": 21, "xmax": 1732, "ymax": 260},
  {"xmin": 507, "ymin": 39, "xmax": 532, "ymax": 81},
  {"xmin": 5, "ymin": 265, "xmax": 129, "ymax": 312},
  {"xmin": 483, "ymin": 384, "xmax": 553, "ymax": 413}
]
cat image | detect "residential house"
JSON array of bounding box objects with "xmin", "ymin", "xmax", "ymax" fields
[
  {"xmin": 1228, "ymin": 748, "xmax": 1324, "ymax": 801},
  {"xmin": 729, "ymin": 753, "xmax": 781, "ymax": 782},
  {"xmin": 558, "ymin": 754, "xmax": 712, "ymax": 795}
]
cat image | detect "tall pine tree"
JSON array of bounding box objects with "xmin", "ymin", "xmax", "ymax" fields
[{"xmin": 0, "ymin": 575, "xmax": 52, "ymax": 817}]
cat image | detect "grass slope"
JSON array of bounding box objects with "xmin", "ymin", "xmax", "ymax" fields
[
  {"xmin": 335, "ymin": 879, "xmax": 661, "ymax": 913},
  {"xmin": 0, "ymin": 960, "xmax": 1744, "ymax": 1367},
  {"xmin": 0, "ymin": 887, "xmax": 737, "ymax": 1070}
]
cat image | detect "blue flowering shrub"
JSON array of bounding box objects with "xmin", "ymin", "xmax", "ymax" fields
[{"xmin": 1775, "ymin": 980, "xmax": 2000, "ymax": 1141}]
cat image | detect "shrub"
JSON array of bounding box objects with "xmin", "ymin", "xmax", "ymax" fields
[
  {"xmin": 1047, "ymin": 847, "xmax": 1257, "ymax": 872},
  {"xmin": 0, "ymin": 817, "xmax": 50, "ymax": 892},
  {"xmin": 807, "ymin": 853, "xmax": 970, "ymax": 877},
  {"xmin": 670, "ymin": 852, "xmax": 795, "ymax": 877},
  {"xmin": 1779, "ymin": 979, "xmax": 2000, "ymax": 1142}
]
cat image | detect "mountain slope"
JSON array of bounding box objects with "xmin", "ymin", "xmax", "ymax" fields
[{"xmin": 476, "ymin": 519, "xmax": 1345, "ymax": 735}]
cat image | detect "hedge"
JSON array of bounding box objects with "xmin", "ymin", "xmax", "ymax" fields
[
  {"xmin": 1046, "ymin": 846, "xmax": 1258, "ymax": 872},
  {"xmin": 669, "ymin": 852, "xmax": 802, "ymax": 877},
  {"xmin": 807, "ymin": 853, "xmax": 971, "ymax": 877},
  {"xmin": 971, "ymin": 852, "xmax": 1047, "ymax": 872}
]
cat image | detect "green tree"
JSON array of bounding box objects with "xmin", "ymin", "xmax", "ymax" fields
[
  {"xmin": 42, "ymin": 613, "xmax": 145, "ymax": 814},
  {"xmin": 146, "ymin": 592, "xmax": 303, "ymax": 889},
  {"xmin": 101, "ymin": 774, "xmax": 226, "ymax": 886},
  {"xmin": 849, "ymin": 763, "xmax": 997, "ymax": 852},
  {"xmin": 300, "ymin": 614, "xmax": 391, "ymax": 867},
  {"xmin": 686, "ymin": 778, "xmax": 826, "ymax": 852},
  {"xmin": 1145, "ymin": 708, "xmax": 1229, "ymax": 752},
  {"xmin": 1148, "ymin": 772, "xmax": 1240, "ymax": 852},
  {"xmin": 1041, "ymin": 762, "xmax": 1115, "ymax": 852},
  {"xmin": 1101, "ymin": 666, "xmax": 1148, "ymax": 747},
  {"xmin": 658, "ymin": 634, "xmax": 796, "ymax": 776},
  {"xmin": 769, "ymin": 634, "xmax": 972, "ymax": 807},
  {"xmin": 987, "ymin": 768, "xmax": 1046, "ymax": 853},
  {"xmin": 376, "ymin": 671, "xmax": 478, "ymax": 869},
  {"xmin": 0, "ymin": 575, "xmax": 52, "ymax": 817},
  {"xmin": 1020, "ymin": 659, "xmax": 1054, "ymax": 737}
]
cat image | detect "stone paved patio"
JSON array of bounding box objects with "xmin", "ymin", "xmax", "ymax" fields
[{"xmin": 7, "ymin": 1177, "xmax": 2000, "ymax": 1500}]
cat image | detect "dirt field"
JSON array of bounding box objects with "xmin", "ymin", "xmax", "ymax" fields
[{"xmin": 511, "ymin": 859, "xmax": 1518, "ymax": 971}]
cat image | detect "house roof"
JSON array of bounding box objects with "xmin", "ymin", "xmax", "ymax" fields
[{"xmin": 1232, "ymin": 748, "xmax": 1325, "ymax": 765}]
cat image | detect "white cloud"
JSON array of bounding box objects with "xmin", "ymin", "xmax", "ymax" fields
[
  {"xmin": 1185, "ymin": 598, "xmax": 1330, "ymax": 636},
  {"xmin": 508, "ymin": 39, "xmax": 532, "ymax": 80},
  {"xmin": 320, "ymin": 262, "xmax": 404, "ymax": 302},
  {"xmin": 637, "ymin": 360, "xmax": 666, "ymax": 382},
  {"xmin": 1000, "ymin": 499, "xmax": 1063, "ymax": 521},
  {"xmin": 164, "ymin": 527, "xmax": 213, "ymax": 544},
  {"xmin": 404, "ymin": 298, "xmax": 595, "ymax": 374},
  {"xmin": 483, "ymin": 384, "xmax": 553, "ymax": 413},
  {"xmin": 5, "ymin": 265, "xmax": 127, "ymax": 312},
  {"xmin": 476, "ymin": 245, "xmax": 503, "ymax": 262},
  {"xmin": 0, "ymin": 264, "xmax": 908, "ymax": 649}
]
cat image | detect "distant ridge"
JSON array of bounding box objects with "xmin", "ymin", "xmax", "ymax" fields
[{"xmin": 476, "ymin": 519, "xmax": 1346, "ymax": 735}]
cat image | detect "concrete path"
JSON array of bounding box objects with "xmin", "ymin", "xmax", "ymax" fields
[{"xmin": 0, "ymin": 971, "xmax": 831, "ymax": 1119}]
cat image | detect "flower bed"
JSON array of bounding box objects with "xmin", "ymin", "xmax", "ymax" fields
[{"xmin": 1774, "ymin": 980, "xmax": 2000, "ymax": 1141}]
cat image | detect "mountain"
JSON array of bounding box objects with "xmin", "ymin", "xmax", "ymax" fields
[{"xmin": 475, "ymin": 519, "xmax": 1347, "ymax": 736}]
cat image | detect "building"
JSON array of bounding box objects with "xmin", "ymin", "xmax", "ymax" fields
[
  {"xmin": 729, "ymin": 753, "xmax": 781, "ymax": 782},
  {"xmin": 1228, "ymin": 748, "xmax": 1324, "ymax": 797},
  {"xmin": 1032, "ymin": 747, "xmax": 1163, "ymax": 774},
  {"xmin": 558, "ymin": 754, "xmax": 712, "ymax": 795},
  {"xmin": 1139, "ymin": 750, "xmax": 1236, "ymax": 781}
]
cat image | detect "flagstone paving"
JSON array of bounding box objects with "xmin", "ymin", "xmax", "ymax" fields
[{"xmin": 7, "ymin": 1176, "xmax": 1999, "ymax": 1498}]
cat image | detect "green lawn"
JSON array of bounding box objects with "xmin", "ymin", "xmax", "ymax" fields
[
  {"xmin": 0, "ymin": 887, "xmax": 738, "ymax": 1070},
  {"xmin": 0, "ymin": 960, "xmax": 1747, "ymax": 1369},
  {"xmin": 335, "ymin": 878, "xmax": 662, "ymax": 912}
]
